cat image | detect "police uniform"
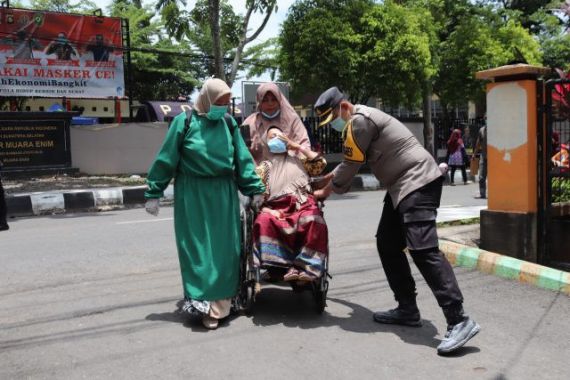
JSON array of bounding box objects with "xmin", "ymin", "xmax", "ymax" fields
[{"xmin": 315, "ymin": 87, "xmax": 468, "ymax": 329}]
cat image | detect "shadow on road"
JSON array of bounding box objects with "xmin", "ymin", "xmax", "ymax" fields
[
  {"xmin": 145, "ymin": 299, "xmax": 244, "ymax": 333},
  {"xmin": 244, "ymin": 287, "xmax": 444, "ymax": 349},
  {"xmin": 143, "ymin": 291, "xmax": 480, "ymax": 356}
]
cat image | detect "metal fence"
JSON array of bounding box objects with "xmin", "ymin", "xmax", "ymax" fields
[
  {"xmin": 302, "ymin": 115, "xmax": 486, "ymax": 155},
  {"xmin": 538, "ymin": 78, "xmax": 570, "ymax": 268},
  {"xmin": 433, "ymin": 117, "xmax": 486, "ymax": 153},
  {"xmin": 302, "ymin": 116, "xmax": 343, "ymax": 154}
]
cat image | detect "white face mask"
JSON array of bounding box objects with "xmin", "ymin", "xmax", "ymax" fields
[
  {"xmin": 329, "ymin": 105, "xmax": 346, "ymax": 132},
  {"xmin": 261, "ymin": 109, "xmax": 281, "ymax": 119}
]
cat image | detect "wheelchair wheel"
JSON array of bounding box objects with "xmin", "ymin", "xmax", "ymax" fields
[
  {"xmin": 238, "ymin": 257, "xmax": 256, "ymax": 314},
  {"xmin": 238, "ymin": 207, "xmax": 256, "ymax": 314},
  {"xmin": 314, "ymin": 276, "xmax": 329, "ymax": 314}
]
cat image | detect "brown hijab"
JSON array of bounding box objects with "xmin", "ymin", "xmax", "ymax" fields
[{"xmin": 243, "ymin": 82, "xmax": 310, "ymax": 163}]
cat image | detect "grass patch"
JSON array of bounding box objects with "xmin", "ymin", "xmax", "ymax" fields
[{"xmin": 437, "ymin": 217, "xmax": 480, "ymax": 228}]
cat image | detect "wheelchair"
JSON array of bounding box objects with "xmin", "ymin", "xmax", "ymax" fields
[{"xmin": 236, "ymin": 193, "xmax": 330, "ymax": 314}]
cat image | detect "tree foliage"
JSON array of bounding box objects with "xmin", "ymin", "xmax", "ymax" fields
[
  {"xmin": 435, "ymin": 17, "xmax": 541, "ymax": 109},
  {"xmin": 156, "ymin": 0, "xmax": 277, "ymax": 86},
  {"xmin": 483, "ymin": 1, "xmax": 570, "ymax": 72},
  {"xmin": 359, "ymin": 2, "xmax": 436, "ymax": 107},
  {"xmin": 279, "ymin": 0, "xmax": 434, "ymax": 106}
]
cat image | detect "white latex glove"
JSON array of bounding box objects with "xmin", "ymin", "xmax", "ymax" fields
[
  {"xmin": 251, "ymin": 194, "xmax": 265, "ymax": 211},
  {"xmin": 145, "ymin": 198, "xmax": 160, "ymax": 216}
]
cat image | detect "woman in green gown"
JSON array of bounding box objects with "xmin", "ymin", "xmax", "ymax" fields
[{"xmin": 144, "ymin": 78, "xmax": 265, "ymax": 329}]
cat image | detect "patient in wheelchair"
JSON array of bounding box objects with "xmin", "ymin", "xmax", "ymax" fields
[{"xmin": 253, "ymin": 126, "xmax": 329, "ymax": 283}]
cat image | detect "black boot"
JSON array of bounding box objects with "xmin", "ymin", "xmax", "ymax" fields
[
  {"xmin": 437, "ymin": 304, "xmax": 480, "ymax": 354},
  {"xmin": 373, "ymin": 300, "xmax": 422, "ymax": 327}
]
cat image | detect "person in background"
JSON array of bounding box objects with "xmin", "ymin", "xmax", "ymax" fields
[
  {"xmin": 552, "ymin": 131, "xmax": 560, "ymax": 154},
  {"xmin": 552, "ymin": 142, "xmax": 569, "ymax": 169},
  {"xmin": 242, "ymin": 82, "xmax": 310, "ymax": 163},
  {"xmin": 446, "ymin": 129, "xmax": 468, "ymax": 186},
  {"xmin": 144, "ymin": 78, "xmax": 265, "ymax": 330}
]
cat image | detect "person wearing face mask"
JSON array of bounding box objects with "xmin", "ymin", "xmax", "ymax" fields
[
  {"xmin": 242, "ymin": 82, "xmax": 311, "ymax": 164},
  {"xmin": 252, "ymin": 126, "xmax": 329, "ymax": 284},
  {"xmin": 313, "ymin": 87, "xmax": 480, "ymax": 355},
  {"xmin": 144, "ymin": 78, "xmax": 266, "ymax": 330}
]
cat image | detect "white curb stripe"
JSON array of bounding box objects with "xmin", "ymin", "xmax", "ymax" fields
[
  {"xmin": 30, "ymin": 193, "xmax": 65, "ymax": 215},
  {"xmin": 93, "ymin": 188, "xmax": 123, "ymax": 206}
]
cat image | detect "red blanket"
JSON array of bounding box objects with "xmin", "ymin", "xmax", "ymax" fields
[{"xmin": 253, "ymin": 194, "xmax": 328, "ymax": 278}]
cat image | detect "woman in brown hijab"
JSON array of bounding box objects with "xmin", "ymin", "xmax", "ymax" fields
[{"xmin": 242, "ymin": 82, "xmax": 311, "ymax": 163}]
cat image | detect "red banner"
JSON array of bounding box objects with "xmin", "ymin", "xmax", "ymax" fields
[{"xmin": 0, "ymin": 8, "xmax": 125, "ymax": 98}]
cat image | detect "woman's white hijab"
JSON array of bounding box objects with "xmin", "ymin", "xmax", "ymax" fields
[{"xmin": 194, "ymin": 78, "xmax": 231, "ymax": 115}]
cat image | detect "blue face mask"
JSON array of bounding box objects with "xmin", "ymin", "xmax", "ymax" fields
[
  {"xmin": 207, "ymin": 105, "xmax": 227, "ymax": 120},
  {"xmin": 267, "ymin": 137, "xmax": 287, "ymax": 154},
  {"xmin": 261, "ymin": 109, "xmax": 281, "ymax": 119},
  {"xmin": 330, "ymin": 116, "xmax": 346, "ymax": 132}
]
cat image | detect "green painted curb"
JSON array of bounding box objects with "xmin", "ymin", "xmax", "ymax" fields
[
  {"xmin": 495, "ymin": 256, "xmax": 522, "ymax": 280},
  {"xmin": 456, "ymin": 247, "xmax": 480, "ymax": 269},
  {"xmin": 440, "ymin": 240, "xmax": 570, "ymax": 295}
]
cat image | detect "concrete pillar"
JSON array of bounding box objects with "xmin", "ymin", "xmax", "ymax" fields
[{"xmin": 475, "ymin": 64, "xmax": 550, "ymax": 263}]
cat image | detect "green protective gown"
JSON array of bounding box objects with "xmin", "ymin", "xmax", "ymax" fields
[{"xmin": 145, "ymin": 111, "xmax": 265, "ymax": 301}]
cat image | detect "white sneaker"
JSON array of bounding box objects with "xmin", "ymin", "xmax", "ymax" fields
[{"xmin": 437, "ymin": 317, "xmax": 480, "ymax": 354}]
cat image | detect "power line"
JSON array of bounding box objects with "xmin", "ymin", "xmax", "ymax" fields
[{"xmin": 0, "ymin": 30, "xmax": 277, "ymax": 69}]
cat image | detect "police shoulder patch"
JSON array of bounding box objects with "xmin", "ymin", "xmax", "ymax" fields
[{"xmin": 343, "ymin": 120, "xmax": 365, "ymax": 163}]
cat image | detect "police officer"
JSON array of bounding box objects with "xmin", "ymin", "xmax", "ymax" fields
[{"xmin": 313, "ymin": 87, "xmax": 480, "ymax": 355}]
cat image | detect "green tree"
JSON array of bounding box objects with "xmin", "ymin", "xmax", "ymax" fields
[
  {"xmin": 279, "ymin": 0, "xmax": 434, "ymax": 106},
  {"xmin": 359, "ymin": 2, "xmax": 436, "ymax": 107},
  {"xmin": 433, "ymin": 15, "xmax": 542, "ymax": 121},
  {"xmin": 279, "ymin": 0, "xmax": 436, "ymax": 151},
  {"xmin": 156, "ymin": 0, "xmax": 277, "ymax": 86},
  {"xmin": 483, "ymin": 1, "xmax": 570, "ymax": 72},
  {"xmin": 482, "ymin": 0, "xmax": 561, "ymax": 34},
  {"xmin": 279, "ymin": 1, "xmax": 369, "ymax": 102},
  {"xmin": 543, "ymin": 34, "xmax": 570, "ymax": 70}
]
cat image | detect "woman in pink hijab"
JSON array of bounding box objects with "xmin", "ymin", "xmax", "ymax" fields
[{"xmin": 242, "ymin": 82, "xmax": 311, "ymax": 163}]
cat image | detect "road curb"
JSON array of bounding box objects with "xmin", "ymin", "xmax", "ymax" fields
[
  {"xmin": 6, "ymin": 185, "xmax": 174, "ymax": 217},
  {"xmin": 6, "ymin": 174, "xmax": 379, "ymax": 217},
  {"xmin": 440, "ymin": 240, "xmax": 570, "ymax": 295}
]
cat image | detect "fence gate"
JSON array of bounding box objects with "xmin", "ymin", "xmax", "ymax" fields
[{"xmin": 538, "ymin": 79, "xmax": 570, "ymax": 270}]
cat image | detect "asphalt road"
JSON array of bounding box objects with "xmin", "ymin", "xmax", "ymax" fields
[{"xmin": 1, "ymin": 183, "xmax": 569, "ymax": 379}]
